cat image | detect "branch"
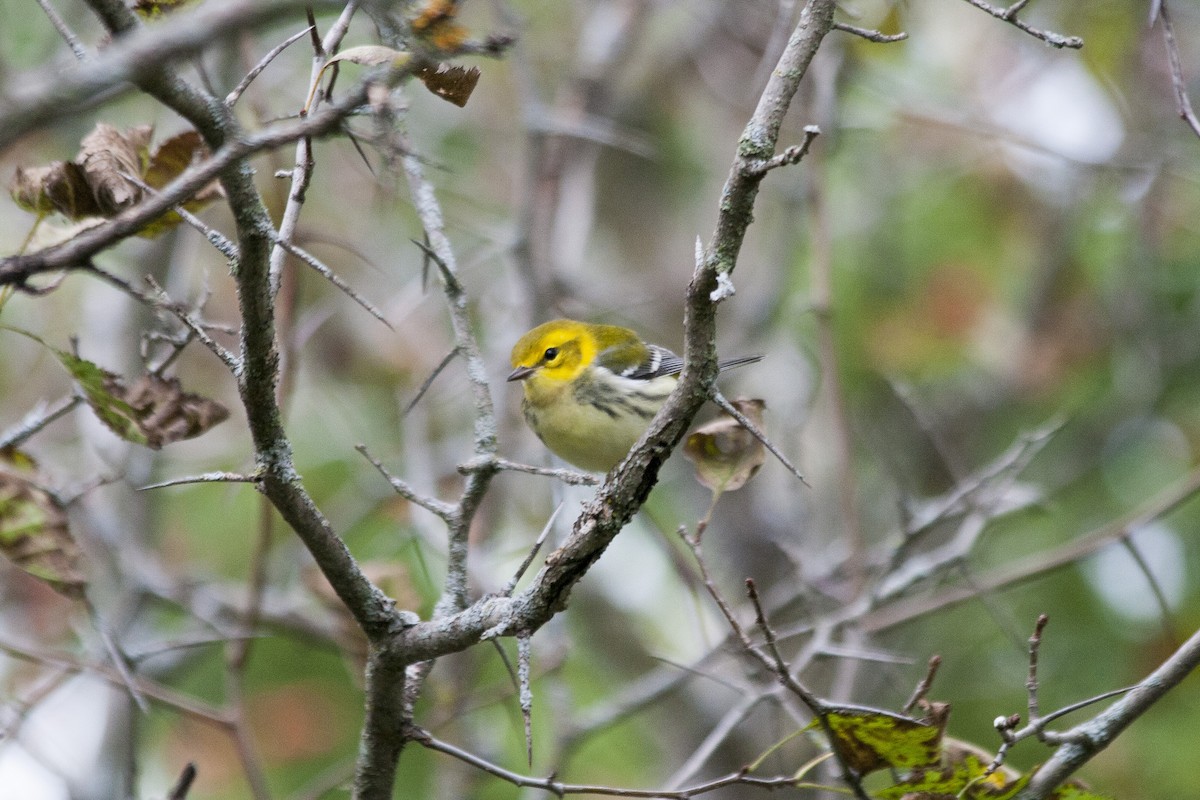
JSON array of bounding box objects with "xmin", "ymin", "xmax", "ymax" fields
[
  {"xmin": 1016, "ymin": 626, "xmax": 1200, "ymax": 798},
  {"xmin": 957, "ymin": 0, "xmax": 1084, "ymax": 48},
  {"xmin": 0, "ymin": 80, "xmax": 372, "ymax": 288},
  {"xmin": 411, "ymin": 727, "xmax": 802, "ymax": 797},
  {"xmin": 1157, "ymin": 0, "xmax": 1200, "ymax": 139},
  {"xmin": 372, "ymin": 0, "xmax": 842, "ymax": 673},
  {"xmin": 832, "ymin": 22, "xmax": 908, "ymax": 43},
  {"xmin": 0, "ymin": 0, "xmax": 345, "ymax": 147}
]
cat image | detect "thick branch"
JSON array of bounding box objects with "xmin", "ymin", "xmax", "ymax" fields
[{"xmin": 353, "ymin": 649, "xmax": 408, "ymax": 800}]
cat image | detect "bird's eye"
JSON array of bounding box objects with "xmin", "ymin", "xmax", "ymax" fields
[{"xmin": 543, "ymin": 347, "xmax": 559, "ymax": 361}]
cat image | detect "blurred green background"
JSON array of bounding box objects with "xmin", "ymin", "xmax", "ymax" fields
[{"xmin": 1, "ymin": 1, "xmax": 1198, "ymax": 798}]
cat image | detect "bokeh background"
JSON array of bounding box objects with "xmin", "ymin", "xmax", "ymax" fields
[{"xmin": 1, "ymin": 0, "xmax": 1199, "ymax": 798}]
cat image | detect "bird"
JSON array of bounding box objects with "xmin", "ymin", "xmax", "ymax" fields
[{"xmin": 507, "ymin": 318, "xmax": 760, "ymax": 472}]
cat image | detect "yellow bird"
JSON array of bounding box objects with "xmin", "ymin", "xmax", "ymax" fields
[{"xmin": 508, "ymin": 319, "xmax": 759, "ymax": 472}]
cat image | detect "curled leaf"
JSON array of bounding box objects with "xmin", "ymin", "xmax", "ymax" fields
[
  {"xmin": 78, "ymin": 123, "xmax": 153, "ymax": 215},
  {"xmin": 10, "ymin": 161, "xmax": 100, "ymax": 217},
  {"xmin": 0, "ymin": 470, "xmax": 85, "ymax": 599},
  {"xmin": 305, "ymin": 46, "xmax": 413, "ymax": 112},
  {"xmin": 305, "ymin": 44, "xmax": 478, "ymax": 111},
  {"xmin": 683, "ymin": 398, "xmax": 766, "ymax": 494},
  {"xmin": 7, "ymin": 123, "xmax": 222, "ymax": 238}
]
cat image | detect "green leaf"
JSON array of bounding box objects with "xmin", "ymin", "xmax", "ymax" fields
[
  {"xmin": 809, "ymin": 704, "xmax": 945, "ymax": 775},
  {"xmin": 0, "ymin": 470, "xmax": 85, "ymax": 599},
  {"xmin": 878, "ymin": 753, "xmax": 1030, "ymax": 800},
  {"xmin": 2, "ymin": 327, "xmax": 228, "ymax": 449},
  {"xmin": 1049, "ymin": 780, "xmax": 1114, "ymax": 799}
]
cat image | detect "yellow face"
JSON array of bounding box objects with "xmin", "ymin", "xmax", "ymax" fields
[{"xmin": 508, "ymin": 319, "xmax": 596, "ymax": 385}]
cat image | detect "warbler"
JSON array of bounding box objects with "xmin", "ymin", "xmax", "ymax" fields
[{"xmin": 507, "ymin": 319, "xmax": 760, "ymax": 472}]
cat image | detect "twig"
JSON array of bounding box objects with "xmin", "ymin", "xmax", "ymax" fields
[
  {"xmin": 357, "ymin": 444, "xmax": 458, "ymax": 520},
  {"xmin": 1157, "ymin": 0, "xmax": 1200, "ymax": 139},
  {"xmin": 518, "ymin": 633, "xmax": 534, "ymax": 766},
  {"xmin": 0, "ymin": 394, "xmax": 83, "ymax": 450},
  {"xmin": 167, "ymin": 763, "xmax": 198, "ymax": 800},
  {"xmin": 412, "ymin": 726, "xmax": 802, "ymax": 797},
  {"xmin": 862, "ymin": 465, "xmax": 1200, "ymax": 634},
  {"xmin": 458, "ymin": 455, "xmax": 599, "ymax": 487},
  {"xmin": 1118, "ymin": 535, "xmax": 1177, "ymax": 642},
  {"xmin": 957, "ymin": 0, "xmax": 1084, "ymax": 48},
  {"xmin": 503, "ymin": 504, "xmax": 563, "ymax": 596},
  {"xmin": 403, "ymin": 347, "xmax": 458, "ymax": 416},
  {"xmin": 1015, "ymin": 628, "xmax": 1200, "ymax": 797},
  {"xmin": 142, "ymin": 275, "xmax": 241, "ymax": 371},
  {"xmin": 1025, "ymin": 614, "xmax": 1048, "ymax": 721},
  {"xmin": 832, "ymin": 21, "xmax": 908, "ymax": 43},
  {"xmin": 225, "ymin": 26, "xmax": 315, "ymax": 106},
  {"xmin": 271, "ymin": 235, "xmax": 393, "ymax": 328},
  {"xmin": 268, "ymin": 0, "xmax": 359, "ymax": 300},
  {"xmin": 35, "ymin": 0, "xmax": 88, "ymax": 60},
  {"xmin": 711, "ymin": 391, "xmax": 807, "ymax": 486},
  {"xmin": 742, "ymin": 126, "xmax": 821, "ymax": 176},
  {"xmin": 0, "ymin": 637, "xmax": 232, "ymax": 725},
  {"xmin": 137, "ymin": 470, "xmax": 253, "ymax": 494},
  {"xmin": 902, "ymin": 655, "xmax": 942, "ymax": 714}
]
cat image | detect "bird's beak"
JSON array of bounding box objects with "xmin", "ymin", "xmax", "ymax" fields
[{"xmin": 507, "ymin": 365, "xmax": 537, "ymax": 382}]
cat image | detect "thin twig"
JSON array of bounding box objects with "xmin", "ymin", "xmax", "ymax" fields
[
  {"xmin": 0, "ymin": 394, "xmax": 83, "ymax": 450},
  {"xmin": 458, "ymin": 455, "xmax": 599, "ymax": 487},
  {"xmin": 225, "ymin": 26, "xmax": 315, "ymax": 106},
  {"xmin": 503, "ymin": 504, "xmax": 563, "ymax": 596},
  {"xmin": 403, "ymin": 347, "xmax": 458, "ymax": 416},
  {"xmin": 1025, "ymin": 614, "xmax": 1048, "ymax": 721},
  {"xmin": 272, "ymin": 235, "xmax": 393, "ymax": 328},
  {"xmin": 117, "ymin": 170, "xmax": 239, "ymax": 260},
  {"xmin": 139, "ymin": 471, "xmax": 260, "ymax": 491},
  {"xmin": 412, "ymin": 726, "xmax": 802, "ymax": 797},
  {"xmin": 35, "ymin": 0, "xmax": 88, "ymax": 60},
  {"xmin": 1118, "ymin": 535, "xmax": 1177, "ymax": 643},
  {"xmin": 518, "ymin": 633, "xmax": 534, "ymax": 766},
  {"xmin": 711, "ymin": 391, "xmax": 808, "ymax": 486},
  {"xmin": 832, "ymin": 21, "xmax": 908, "ymax": 43},
  {"xmin": 357, "ymin": 444, "xmax": 458, "ymax": 520},
  {"xmin": 742, "ymin": 126, "xmax": 821, "ymax": 176},
  {"xmin": 958, "ymin": 0, "xmax": 1084, "ymax": 48},
  {"xmin": 902, "ymin": 655, "xmax": 942, "ymax": 715},
  {"xmin": 1158, "ymin": 0, "xmax": 1200, "ymax": 139},
  {"xmin": 167, "ymin": 763, "xmax": 198, "ymax": 800}
]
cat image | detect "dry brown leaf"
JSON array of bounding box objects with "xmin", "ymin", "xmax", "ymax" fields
[
  {"xmin": 10, "ymin": 161, "xmax": 103, "ymax": 218},
  {"xmin": 8, "ymin": 123, "xmax": 222, "ymax": 237},
  {"xmin": 683, "ymin": 398, "xmax": 767, "ymax": 494},
  {"xmin": 416, "ymin": 63, "xmax": 481, "ymax": 107},
  {"xmin": 78, "ymin": 123, "xmax": 153, "ymax": 215},
  {"xmin": 111, "ymin": 373, "xmax": 230, "ymax": 450}
]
